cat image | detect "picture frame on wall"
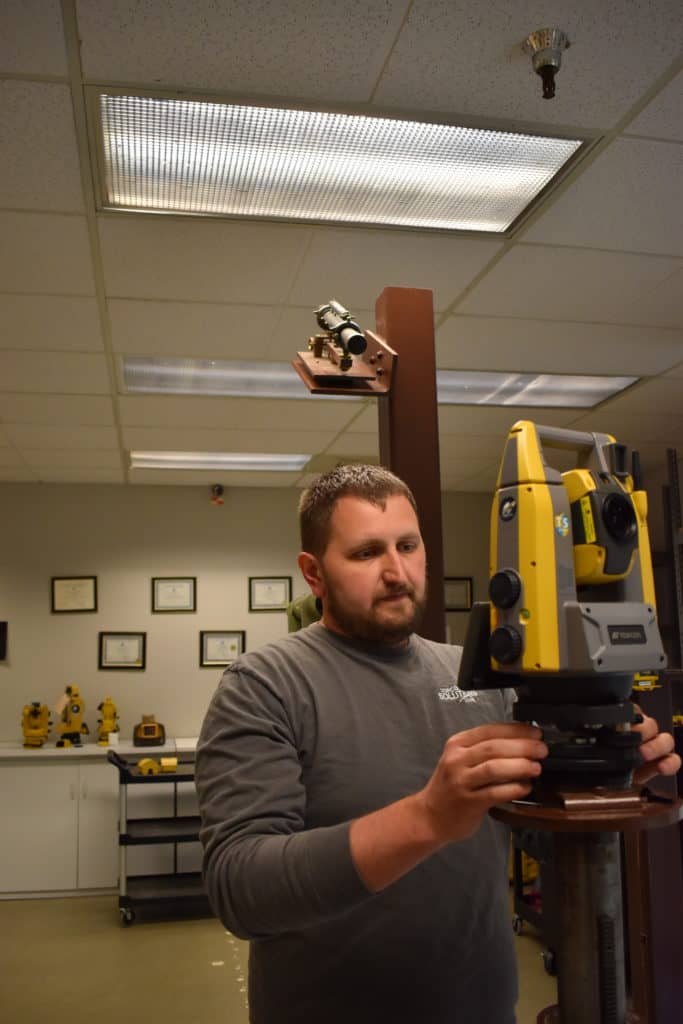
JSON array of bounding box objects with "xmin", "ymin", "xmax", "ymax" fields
[
  {"xmin": 152, "ymin": 577, "xmax": 196, "ymax": 613},
  {"xmin": 51, "ymin": 576, "xmax": 98, "ymax": 613},
  {"xmin": 249, "ymin": 576, "xmax": 292, "ymax": 612},
  {"xmin": 99, "ymin": 631, "xmax": 146, "ymax": 670},
  {"xmin": 200, "ymin": 630, "xmax": 246, "ymax": 667},
  {"xmin": 444, "ymin": 577, "xmax": 473, "ymax": 612}
]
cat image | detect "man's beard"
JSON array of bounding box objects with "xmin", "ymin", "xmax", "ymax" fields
[{"xmin": 322, "ymin": 578, "xmax": 428, "ymax": 646}]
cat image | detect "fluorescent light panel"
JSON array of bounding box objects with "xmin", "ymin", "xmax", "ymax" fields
[
  {"xmin": 99, "ymin": 93, "xmax": 582, "ymax": 232},
  {"xmin": 436, "ymin": 371, "xmax": 638, "ymax": 407},
  {"xmin": 123, "ymin": 357, "xmax": 636, "ymax": 408},
  {"xmin": 123, "ymin": 357, "xmax": 313, "ymax": 399},
  {"xmin": 130, "ymin": 451, "xmax": 309, "ymax": 471}
]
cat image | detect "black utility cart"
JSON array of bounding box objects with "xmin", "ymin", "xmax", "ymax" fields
[
  {"xmin": 511, "ymin": 827, "xmax": 558, "ymax": 976},
  {"xmin": 107, "ymin": 750, "xmax": 211, "ymax": 925}
]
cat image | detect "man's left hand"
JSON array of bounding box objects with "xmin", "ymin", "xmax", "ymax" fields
[{"xmin": 633, "ymin": 706, "xmax": 682, "ymax": 786}]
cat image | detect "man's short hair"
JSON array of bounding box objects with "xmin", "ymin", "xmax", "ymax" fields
[{"xmin": 298, "ymin": 464, "xmax": 418, "ymax": 557}]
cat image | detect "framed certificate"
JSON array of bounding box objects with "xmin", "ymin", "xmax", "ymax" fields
[
  {"xmin": 200, "ymin": 630, "xmax": 246, "ymax": 667},
  {"xmin": 99, "ymin": 631, "xmax": 146, "ymax": 670},
  {"xmin": 249, "ymin": 576, "xmax": 292, "ymax": 612},
  {"xmin": 152, "ymin": 577, "xmax": 196, "ymax": 612},
  {"xmin": 444, "ymin": 577, "xmax": 473, "ymax": 612},
  {"xmin": 51, "ymin": 576, "xmax": 98, "ymax": 613}
]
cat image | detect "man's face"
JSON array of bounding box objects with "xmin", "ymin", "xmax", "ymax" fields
[{"xmin": 305, "ymin": 494, "xmax": 427, "ymax": 645}]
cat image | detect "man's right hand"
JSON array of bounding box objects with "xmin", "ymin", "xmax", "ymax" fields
[
  {"xmin": 416, "ymin": 723, "xmax": 548, "ymax": 845},
  {"xmin": 349, "ymin": 723, "xmax": 547, "ymax": 893}
]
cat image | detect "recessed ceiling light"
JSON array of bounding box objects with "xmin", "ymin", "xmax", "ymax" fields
[
  {"xmin": 130, "ymin": 451, "xmax": 310, "ymax": 471},
  {"xmin": 437, "ymin": 371, "xmax": 637, "ymax": 407},
  {"xmin": 123, "ymin": 357, "xmax": 636, "ymax": 408},
  {"xmin": 95, "ymin": 92, "xmax": 584, "ymax": 232}
]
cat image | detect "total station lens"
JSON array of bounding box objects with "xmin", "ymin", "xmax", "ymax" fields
[{"xmin": 601, "ymin": 493, "xmax": 637, "ymax": 544}]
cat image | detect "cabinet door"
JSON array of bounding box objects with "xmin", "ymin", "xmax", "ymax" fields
[
  {"xmin": 77, "ymin": 763, "xmax": 119, "ymax": 889},
  {"xmin": 0, "ymin": 764, "xmax": 78, "ymax": 892}
]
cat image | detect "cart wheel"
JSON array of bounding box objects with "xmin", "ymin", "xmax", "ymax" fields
[
  {"xmin": 120, "ymin": 907, "xmax": 135, "ymax": 926},
  {"xmin": 542, "ymin": 948, "xmax": 557, "ymax": 976},
  {"xmin": 512, "ymin": 914, "xmax": 524, "ymax": 936}
]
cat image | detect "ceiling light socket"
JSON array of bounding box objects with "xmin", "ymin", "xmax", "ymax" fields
[{"xmin": 523, "ymin": 28, "xmax": 570, "ymax": 99}]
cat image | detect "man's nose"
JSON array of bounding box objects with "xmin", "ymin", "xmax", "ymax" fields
[{"xmin": 381, "ymin": 549, "xmax": 408, "ymax": 581}]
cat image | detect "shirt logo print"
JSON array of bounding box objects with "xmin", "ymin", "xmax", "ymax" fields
[{"xmin": 438, "ymin": 684, "xmax": 478, "ymax": 703}]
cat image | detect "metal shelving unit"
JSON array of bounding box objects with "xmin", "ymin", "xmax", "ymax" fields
[{"xmin": 107, "ymin": 750, "xmax": 211, "ymax": 925}]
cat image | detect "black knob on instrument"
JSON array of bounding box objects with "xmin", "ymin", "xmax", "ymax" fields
[
  {"xmin": 489, "ymin": 626, "xmax": 523, "ymax": 665},
  {"xmin": 489, "ymin": 569, "xmax": 522, "ymax": 609}
]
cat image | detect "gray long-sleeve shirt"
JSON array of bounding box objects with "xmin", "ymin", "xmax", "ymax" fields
[{"xmin": 196, "ymin": 623, "xmax": 517, "ymax": 1023}]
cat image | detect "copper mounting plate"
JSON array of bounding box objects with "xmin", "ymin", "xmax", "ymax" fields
[
  {"xmin": 492, "ymin": 789, "xmax": 683, "ymax": 833},
  {"xmin": 292, "ymin": 329, "xmax": 396, "ymax": 396}
]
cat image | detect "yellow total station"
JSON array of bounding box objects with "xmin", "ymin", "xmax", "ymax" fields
[
  {"xmin": 97, "ymin": 696, "xmax": 120, "ymax": 746},
  {"xmin": 56, "ymin": 685, "xmax": 90, "ymax": 748},
  {"xmin": 22, "ymin": 702, "xmax": 51, "ymax": 748},
  {"xmin": 487, "ymin": 420, "xmax": 662, "ymax": 679}
]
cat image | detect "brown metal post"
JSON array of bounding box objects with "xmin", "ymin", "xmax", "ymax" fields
[
  {"xmin": 374, "ymin": 287, "xmax": 446, "ymax": 643},
  {"xmin": 624, "ymin": 680, "xmax": 683, "ymax": 1024}
]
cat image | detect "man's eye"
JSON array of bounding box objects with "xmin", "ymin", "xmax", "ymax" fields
[
  {"xmin": 354, "ymin": 548, "xmax": 376, "ymax": 560},
  {"xmin": 399, "ymin": 541, "xmax": 418, "ymax": 553}
]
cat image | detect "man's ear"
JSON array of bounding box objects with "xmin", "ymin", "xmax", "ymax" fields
[{"xmin": 298, "ymin": 551, "xmax": 325, "ymax": 599}]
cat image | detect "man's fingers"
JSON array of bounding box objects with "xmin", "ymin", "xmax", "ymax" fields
[
  {"xmin": 638, "ymin": 731, "xmax": 675, "ymax": 762},
  {"xmin": 466, "ymin": 757, "xmax": 542, "ymax": 791},
  {"xmin": 478, "ymin": 782, "xmax": 534, "ymax": 806},
  {"xmin": 452, "ymin": 738, "xmax": 548, "ymax": 768},
  {"xmin": 632, "ymin": 709, "xmax": 658, "ymax": 743},
  {"xmin": 448, "ymin": 723, "xmax": 544, "ymax": 749}
]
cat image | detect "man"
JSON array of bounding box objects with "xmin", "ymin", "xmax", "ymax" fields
[{"xmin": 196, "ymin": 465, "xmax": 679, "ymax": 1024}]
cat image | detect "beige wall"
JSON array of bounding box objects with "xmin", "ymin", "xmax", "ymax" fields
[{"xmin": 0, "ymin": 483, "xmax": 490, "ymax": 743}]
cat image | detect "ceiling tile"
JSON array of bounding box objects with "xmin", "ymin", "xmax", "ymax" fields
[
  {"xmin": 122, "ymin": 426, "xmax": 335, "ymax": 454},
  {"xmin": 288, "ymin": 226, "xmax": 502, "ymax": 312},
  {"xmin": 0, "ymin": 352, "xmax": 110, "ymax": 394},
  {"xmin": 373, "ymin": 0, "xmax": 683, "ymax": 131},
  {"xmin": 31, "ymin": 466, "xmax": 125, "ymax": 483},
  {"xmin": 0, "ymin": 295, "xmax": 103, "ymax": 352},
  {"xmin": 99, "ymin": 215, "xmax": 312, "ymax": 304},
  {"xmin": 118, "ymin": 394, "xmax": 363, "ymax": 431},
  {"xmin": 457, "ymin": 245, "xmax": 682, "ymax": 325},
  {"xmin": 627, "ymin": 71, "xmax": 683, "ymax": 142},
  {"xmin": 438, "ymin": 433, "xmax": 508, "ymax": 460},
  {"xmin": 0, "ymin": 212, "xmax": 95, "ymax": 294},
  {"xmin": 129, "ymin": 468, "xmax": 300, "ymax": 487},
  {"xmin": 348, "ymin": 404, "xmax": 382, "ymax": 433},
  {"xmin": 579, "ymin": 378, "xmax": 683, "ymax": 418},
  {"xmin": 0, "ymin": 394, "xmax": 114, "ymax": 426},
  {"xmin": 663, "ymin": 364, "xmax": 683, "ymax": 378},
  {"xmin": 436, "ymin": 316, "xmax": 683, "ymax": 376},
  {"xmin": 437, "ymin": 405, "xmax": 577, "ymax": 436},
  {"xmin": 0, "ymin": 0, "xmax": 67, "ymax": 76},
  {"xmin": 524, "ymin": 139, "xmax": 683, "ymax": 255},
  {"xmin": 620, "ymin": 265, "xmax": 683, "ymax": 329},
  {"xmin": 0, "ymin": 466, "xmax": 38, "ymax": 482},
  {"xmin": 0, "ymin": 82, "xmax": 84, "ymax": 213},
  {"xmin": 109, "ymin": 299, "xmax": 281, "ymax": 360},
  {"xmin": 325, "ymin": 433, "xmax": 379, "ymax": 457},
  {"xmin": 21, "ymin": 448, "xmax": 121, "ymax": 468},
  {"xmin": 567, "ymin": 408, "xmax": 683, "ymax": 447},
  {"xmin": 5, "ymin": 424, "xmax": 118, "ymax": 450},
  {"xmin": 78, "ymin": 0, "xmax": 406, "ymax": 102},
  {"xmin": 0, "ymin": 448, "xmax": 25, "ymax": 466}
]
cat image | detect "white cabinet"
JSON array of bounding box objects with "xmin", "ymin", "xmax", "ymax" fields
[
  {"xmin": 0, "ymin": 763, "xmax": 78, "ymax": 892},
  {"xmin": 0, "ymin": 760, "xmax": 118, "ymax": 894},
  {"xmin": 76, "ymin": 763, "xmax": 119, "ymax": 889}
]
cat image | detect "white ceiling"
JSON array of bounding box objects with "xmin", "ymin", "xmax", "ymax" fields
[{"xmin": 0, "ymin": 0, "xmax": 681, "ymax": 492}]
